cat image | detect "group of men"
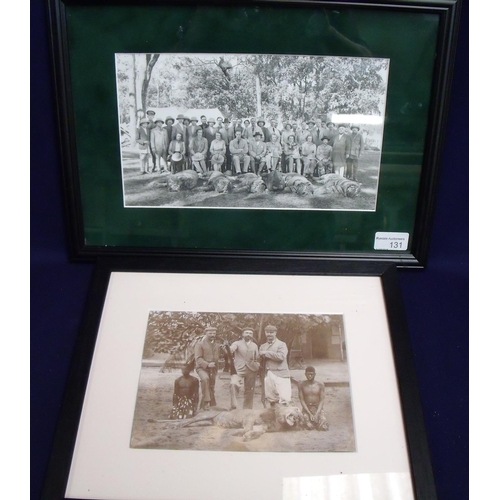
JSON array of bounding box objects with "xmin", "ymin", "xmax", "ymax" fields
[
  {"xmin": 168, "ymin": 324, "xmax": 329, "ymax": 431},
  {"xmin": 134, "ymin": 109, "xmax": 365, "ymax": 182}
]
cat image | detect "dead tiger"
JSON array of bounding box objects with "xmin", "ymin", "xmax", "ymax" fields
[
  {"xmin": 315, "ymin": 174, "xmax": 361, "ymax": 198},
  {"xmin": 155, "ymin": 170, "xmax": 200, "ymax": 192},
  {"xmin": 283, "ymin": 173, "xmax": 315, "ymax": 196}
]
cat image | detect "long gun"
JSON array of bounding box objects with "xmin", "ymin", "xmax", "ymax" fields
[{"xmin": 260, "ymin": 353, "xmax": 267, "ymax": 408}]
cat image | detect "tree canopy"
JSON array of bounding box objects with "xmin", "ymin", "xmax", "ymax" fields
[
  {"xmin": 143, "ymin": 311, "xmax": 342, "ymax": 357},
  {"xmin": 116, "ymin": 53, "xmax": 389, "ymax": 125}
]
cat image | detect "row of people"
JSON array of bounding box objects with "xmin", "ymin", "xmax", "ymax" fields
[
  {"xmin": 168, "ymin": 325, "xmax": 328, "ymax": 431},
  {"xmin": 137, "ymin": 120, "xmax": 364, "ymax": 181},
  {"xmin": 134, "ymin": 110, "xmax": 365, "ymax": 181}
]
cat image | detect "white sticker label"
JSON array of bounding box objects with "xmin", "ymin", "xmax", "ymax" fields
[{"xmin": 374, "ymin": 232, "xmax": 410, "ymax": 250}]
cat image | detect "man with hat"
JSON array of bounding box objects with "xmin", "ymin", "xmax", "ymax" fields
[
  {"xmin": 332, "ymin": 124, "xmax": 352, "ymax": 178},
  {"xmin": 145, "ymin": 109, "xmax": 158, "ymax": 171},
  {"xmin": 194, "ymin": 325, "xmax": 221, "ymax": 411},
  {"xmin": 204, "ymin": 118, "xmax": 217, "ymax": 153},
  {"xmin": 136, "ymin": 117, "xmax": 151, "ymax": 174},
  {"xmin": 257, "ymin": 117, "xmax": 272, "ymax": 143},
  {"xmin": 187, "ymin": 116, "xmax": 200, "ymax": 146},
  {"xmin": 163, "ymin": 116, "xmax": 175, "ymax": 143},
  {"xmin": 259, "ymin": 324, "xmax": 292, "ymax": 407},
  {"xmin": 347, "ymin": 125, "xmax": 364, "ymax": 181},
  {"xmin": 150, "ymin": 118, "xmax": 170, "ymax": 173},
  {"xmin": 229, "ymin": 327, "xmax": 260, "ymax": 409},
  {"xmin": 145, "ymin": 108, "xmax": 156, "ymax": 126},
  {"xmin": 244, "ymin": 117, "xmax": 263, "ymax": 142},
  {"xmin": 172, "ymin": 114, "xmax": 187, "ymax": 143},
  {"xmin": 248, "ymin": 131, "xmax": 267, "ymax": 174},
  {"xmin": 324, "ymin": 122, "xmax": 338, "ymax": 147},
  {"xmin": 316, "ymin": 135, "xmax": 334, "ymax": 175}
]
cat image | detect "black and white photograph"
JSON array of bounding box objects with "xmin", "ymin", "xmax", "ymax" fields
[
  {"xmin": 116, "ymin": 53, "xmax": 389, "ymax": 211},
  {"xmin": 130, "ymin": 311, "xmax": 355, "ymax": 453}
]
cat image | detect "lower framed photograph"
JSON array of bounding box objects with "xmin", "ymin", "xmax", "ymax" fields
[{"xmin": 42, "ymin": 258, "xmax": 436, "ymax": 500}]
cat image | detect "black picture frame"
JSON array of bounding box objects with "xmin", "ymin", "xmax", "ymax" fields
[
  {"xmin": 41, "ymin": 257, "xmax": 437, "ymax": 499},
  {"xmin": 46, "ymin": 0, "xmax": 462, "ymax": 268}
]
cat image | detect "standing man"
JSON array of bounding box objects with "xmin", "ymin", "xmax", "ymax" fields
[
  {"xmin": 150, "ymin": 118, "xmax": 170, "ymax": 173},
  {"xmin": 136, "ymin": 117, "xmax": 151, "ymax": 174},
  {"xmin": 259, "ymin": 324, "xmax": 292, "ymax": 407},
  {"xmin": 229, "ymin": 130, "xmax": 251, "ymax": 174},
  {"xmin": 164, "ymin": 116, "xmax": 175, "ymax": 143},
  {"xmin": 172, "ymin": 114, "xmax": 187, "ymax": 142},
  {"xmin": 145, "ymin": 109, "xmax": 158, "ymax": 171},
  {"xmin": 268, "ymin": 118, "xmax": 281, "ymax": 142},
  {"xmin": 229, "ymin": 328, "xmax": 260, "ymax": 409},
  {"xmin": 244, "ymin": 117, "xmax": 263, "ymax": 142},
  {"xmin": 204, "ymin": 117, "xmax": 217, "ymax": 154},
  {"xmin": 347, "ymin": 125, "xmax": 364, "ymax": 181},
  {"xmin": 332, "ymin": 124, "xmax": 351, "ymax": 177},
  {"xmin": 298, "ymin": 366, "xmax": 329, "ymax": 430},
  {"xmin": 187, "ymin": 117, "xmax": 199, "ymax": 147},
  {"xmin": 194, "ymin": 326, "xmax": 221, "ymax": 411}
]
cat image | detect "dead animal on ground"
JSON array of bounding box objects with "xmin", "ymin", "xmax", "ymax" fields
[
  {"xmin": 172, "ymin": 406, "xmax": 305, "ymax": 442},
  {"xmin": 207, "ymin": 171, "xmax": 232, "ymax": 193},
  {"xmin": 230, "ymin": 173, "xmax": 267, "ymax": 193},
  {"xmin": 314, "ymin": 174, "xmax": 361, "ymax": 198},
  {"xmin": 155, "ymin": 170, "xmax": 200, "ymax": 191},
  {"xmin": 283, "ymin": 173, "xmax": 315, "ymax": 195},
  {"xmin": 263, "ymin": 169, "xmax": 286, "ymax": 191}
]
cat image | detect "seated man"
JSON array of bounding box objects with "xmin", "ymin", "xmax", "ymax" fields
[
  {"xmin": 229, "ymin": 130, "xmax": 250, "ymax": 174},
  {"xmin": 316, "ymin": 136, "xmax": 333, "ymax": 176},
  {"xmin": 168, "ymin": 363, "xmax": 200, "ymax": 419},
  {"xmin": 298, "ymin": 366, "xmax": 329, "ymax": 430},
  {"xmin": 248, "ymin": 131, "xmax": 267, "ymax": 174}
]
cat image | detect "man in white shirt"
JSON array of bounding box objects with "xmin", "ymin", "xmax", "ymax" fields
[{"xmin": 229, "ymin": 328, "xmax": 260, "ymax": 409}]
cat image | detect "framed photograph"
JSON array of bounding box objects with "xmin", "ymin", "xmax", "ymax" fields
[
  {"xmin": 48, "ymin": 0, "xmax": 461, "ymax": 266},
  {"xmin": 42, "ymin": 257, "xmax": 437, "ymax": 499}
]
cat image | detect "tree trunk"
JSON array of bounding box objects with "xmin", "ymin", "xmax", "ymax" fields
[
  {"xmin": 255, "ymin": 73, "xmax": 262, "ymax": 117},
  {"xmin": 141, "ymin": 53, "xmax": 160, "ymax": 112},
  {"xmin": 128, "ymin": 54, "xmax": 137, "ymax": 146}
]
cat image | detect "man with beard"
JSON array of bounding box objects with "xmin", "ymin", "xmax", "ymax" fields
[
  {"xmin": 194, "ymin": 326, "xmax": 221, "ymax": 411},
  {"xmin": 259, "ymin": 325, "xmax": 292, "ymax": 407},
  {"xmin": 298, "ymin": 366, "xmax": 329, "ymax": 430},
  {"xmin": 229, "ymin": 328, "xmax": 260, "ymax": 409}
]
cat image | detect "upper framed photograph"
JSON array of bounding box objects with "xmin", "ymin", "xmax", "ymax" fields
[
  {"xmin": 48, "ymin": 0, "xmax": 462, "ymax": 266},
  {"xmin": 42, "ymin": 258, "xmax": 437, "ymax": 499}
]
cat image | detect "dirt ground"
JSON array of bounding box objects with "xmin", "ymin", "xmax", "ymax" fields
[
  {"xmin": 122, "ymin": 151, "xmax": 380, "ymax": 211},
  {"xmin": 130, "ymin": 366, "xmax": 355, "ymax": 453}
]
